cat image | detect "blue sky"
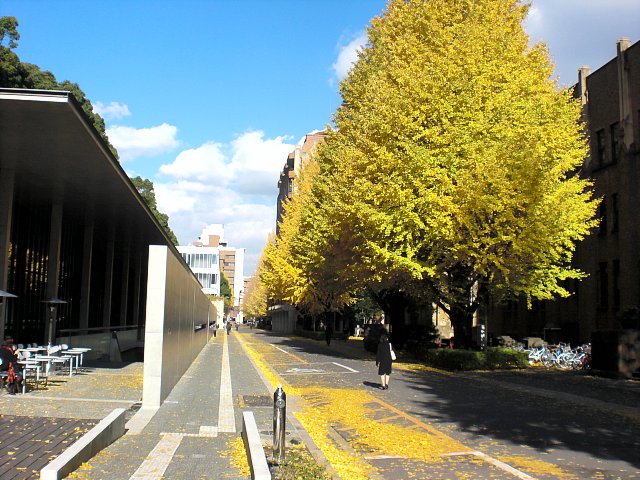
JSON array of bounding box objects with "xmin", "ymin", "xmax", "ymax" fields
[{"xmin": 2, "ymin": 0, "xmax": 639, "ymax": 276}]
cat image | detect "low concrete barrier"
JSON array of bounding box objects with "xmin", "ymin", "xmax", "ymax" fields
[
  {"xmin": 241, "ymin": 411, "xmax": 271, "ymax": 480},
  {"xmin": 40, "ymin": 408, "xmax": 126, "ymax": 480}
]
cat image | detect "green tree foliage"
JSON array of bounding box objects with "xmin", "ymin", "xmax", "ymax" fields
[
  {"xmin": 0, "ymin": 16, "xmax": 19, "ymax": 49},
  {"xmin": 130, "ymin": 176, "xmax": 179, "ymax": 245},
  {"xmin": 219, "ymin": 270, "xmax": 233, "ymax": 315},
  {"xmin": 264, "ymin": 0, "xmax": 598, "ymax": 347},
  {"xmin": 0, "ymin": 16, "xmax": 117, "ymax": 157},
  {"xmin": 220, "ymin": 270, "xmax": 232, "ymax": 298}
]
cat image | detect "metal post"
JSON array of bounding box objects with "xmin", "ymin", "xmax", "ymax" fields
[
  {"xmin": 43, "ymin": 298, "xmax": 67, "ymax": 347},
  {"xmin": 273, "ymin": 384, "xmax": 286, "ymax": 463},
  {"xmin": 47, "ymin": 306, "xmax": 55, "ymax": 347}
]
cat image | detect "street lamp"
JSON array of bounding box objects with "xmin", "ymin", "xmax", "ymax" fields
[{"xmin": 42, "ymin": 298, "xmax": 67, "ymax": 347}]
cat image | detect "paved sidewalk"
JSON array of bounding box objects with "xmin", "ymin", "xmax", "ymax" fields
[
  {"xmin": 0, "ymin": 330, "xmax": 324, "ymax": 480},
  {"xmin": 65, "ymin": 330, "xmax": 305, "ymax": 480},
  {"xmin": 2, "ymin": 329, "xmax": 637, "ymax": 479},
  {"xmin": 0, "ymin": 362, "xmax": 144, "ymax": 480}
]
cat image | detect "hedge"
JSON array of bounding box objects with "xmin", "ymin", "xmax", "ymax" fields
[{"xmin": 415, "ymin": 347, "xmax": 528, "ymax": 371}]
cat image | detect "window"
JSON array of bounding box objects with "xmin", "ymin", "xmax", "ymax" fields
[
  {"xmin": 595, "ymin": 129, "xmax": 606, "ymax": 167},
  {"xmin": 610, "ymin": 122, "xmax": 621, "ymax": 164},
  {"xmin": 612, "ymin": 193, "xmax": 619, "ymax": 233},
  {"xmin": 613, "ymin": 260, "xmax": 620, "ymax": 308},
  {"xmin": 598, "ymin": 197, "xmax": 607, "ymax": 236},
  {"xmin": 598, "ymin": 262, "xmax": 608, "ymax": 309}
]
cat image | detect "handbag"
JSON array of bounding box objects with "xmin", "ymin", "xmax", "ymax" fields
[{"xmin": 389, "ymin": 343, "xmax": 397, "ymax": 361}]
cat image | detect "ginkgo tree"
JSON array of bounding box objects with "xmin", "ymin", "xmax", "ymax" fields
[
  {"xmin": 242, "ymin": 272, "xmax": 268, "ymax": 319},
  {"xmin": 259, "ymin": 153, "xmax": 357, "ymax": 318},
  {"xmin": 307, "ymin": 0, "xmax": 598, "ymax": 347}
]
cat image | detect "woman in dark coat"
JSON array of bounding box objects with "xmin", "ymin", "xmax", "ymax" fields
[
  {"xmin": 324, "ymin": 322, "xmax": 333, "ymax": 346},
  {"xmin": 375, "ymin": 333, "xmax": 393, "ymax": 390}
]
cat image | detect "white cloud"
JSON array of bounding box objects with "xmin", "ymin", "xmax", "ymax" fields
[
  {"xmin": 159, "ymin": 130, "xmax": 293, "ymax": 195},
  {"xmin": 526, "ymin": 0, "xmax": 640, "ymax": 86},
  {"xmin": 523, "ymin": 4, "xmax": 544, "ymax": 40},
  {"xmin": 229, "ymin": 131, "xmax": 295, "ymax": 195},
  {"xmin": 107, "ymin": 123, "xmax": 179, "ymax": 162},
  {"xmin": 332, "ymin": 32, "xmax": 367, "ymax": 81},
  {"xmin": 93, "ymin": 101, "xmax": 131, "ymax": 120},
  {"xmin": 154, "ymin": 182, "xmax": 199, "ymax": 214},
  {"xmin": 159, "ymin": 142, "xmax": 229, "ymax": 182},
  {"xmin": 155, "ymin": 130, "xmax": 295, "ymax": 274}
]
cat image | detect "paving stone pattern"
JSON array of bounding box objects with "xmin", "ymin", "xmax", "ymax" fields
[{"xmin": 0, "ymin": 415, "xmax": 97, "ymax": 480}]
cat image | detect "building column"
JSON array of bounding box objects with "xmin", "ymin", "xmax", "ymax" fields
[
  {"xmin": 0, "ymin": 168, "xmax": 15, "ymax": 340},
  {"xmin": 119, "ymin": 240, "xmax": 130, "ymax": 326},
  {"xmin": 102, "ymin": 225, "xmax": 115, "ymax": 328},
  {"xmin": 577, "ymin": 65, "xmax": 590, "ymax": 107},
  {"xmin": 617, "ymin": 38, "xmax": 634, "ymax": 148},
  {"xmin": 78, "ymin": 215, "xmax": 94, "ymax": 331},
  {"xmin": 45, "ymin": 203, "xmax": 63, "ymax": 345},
  {"xmin": 132, "ymin": 250, "xmax": 142, "ymax": 327}
]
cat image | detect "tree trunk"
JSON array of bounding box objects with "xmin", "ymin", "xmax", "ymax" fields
[
  {"xmin": 450, "ymin": 306, "xmax": 473, "ymax": 349},
  {"xmin": 376, "ymin": 290, "xmax": 408, "ymax": 348}
]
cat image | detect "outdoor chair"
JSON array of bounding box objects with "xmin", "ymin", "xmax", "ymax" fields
[
  {"xmin": 20, "ymin": 360, "xmax": 42, "ymax": 393},
  {"xmin": 0, "ymin": 358, "xmax": 9, "ymax": 388}
]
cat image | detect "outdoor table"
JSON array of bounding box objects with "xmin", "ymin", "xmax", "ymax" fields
[
  {"xmin": 24, "ymin": 346, "xmax": 47, "ymax": 354},
  {"xmin": 64, "ymin": 350, "xmax": 84, "ymax": 373},
  {"xmin": 17, "ymin": 360, "xmax": 42, "ymax": 393},
  {"xmin": 65, "ymin": 348, "xmax": 91, "ymax": 369},
  {"xmin": 34, "ymin": 354, "xmax": 74, "ymax": 377}
]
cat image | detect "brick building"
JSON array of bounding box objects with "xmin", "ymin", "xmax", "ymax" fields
[
  {"xmin": 490, "ymin": 38, "xmax": 640, "ymax": 346},
  {"xmin": 276, "ymin": 131, "xmax": 327, "ymax": 232}
]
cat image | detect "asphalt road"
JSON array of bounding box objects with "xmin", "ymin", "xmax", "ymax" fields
[{"xmin": 241, "ymin": 330, "xmax": 640, "ymax": 480}]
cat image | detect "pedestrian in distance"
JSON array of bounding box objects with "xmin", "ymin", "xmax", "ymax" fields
[
  {"xmin": 213, "ymin": 323, "xmax": 217, "ymax": 338},
  {"xmin": 376, "ymin": 333, "xmax": 393, "ymax": 390},
  {"xmin": 226, "ymin": 321, "xmax": 232, "ymax": 335},
  {"xmin": 325, "ymin": 322, "xmax": 333, "ymax": 346}
]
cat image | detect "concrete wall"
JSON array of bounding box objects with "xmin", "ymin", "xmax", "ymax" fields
[
  {"xmin": 142, "ymin": 245, "xmax": 215, "ymax": 408},
  {"xmin": 270, "ymin": 304, "xmax": 297, "ymax": 333},
  {"xmin": 211, "ymin": 297, "xmax": 224, "ymax": 328}
]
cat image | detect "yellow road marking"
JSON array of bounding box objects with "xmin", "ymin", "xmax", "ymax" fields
[
  {"xmin": 273, "ymin": 345, "xmax": 308, "ymax": 364},
  {"xmin": 372, "ymin": 397, "xmax": 464, "ymax": 442}
]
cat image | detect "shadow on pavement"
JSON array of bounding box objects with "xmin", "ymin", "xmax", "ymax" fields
[
  {"xmin": 399, "ymin": 366, "xmax": 640, "ymax": 471},
  {"xmin": 251, "ymin": 329, "xmax": 375, "ymax": 362},
  {"xmin": 363, "ymin": 381, "xmax": 383, "ymax": 390}
]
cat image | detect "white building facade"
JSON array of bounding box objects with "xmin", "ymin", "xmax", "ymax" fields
[{"xmin": 176, "ymin": 245, "xmax": 221, "ymax": 296}]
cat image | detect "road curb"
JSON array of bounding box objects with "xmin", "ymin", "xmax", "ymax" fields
[
  {"xmin": 40, "ymin": 407, "xmax": 126, "ymax": 480},
  {"xmin": 242, "ymin": 411, "xmax": 271, "ymax": 480},
  {"xmin": 236, "ymin": 332, "xmax": 340, "ymax": 479}
]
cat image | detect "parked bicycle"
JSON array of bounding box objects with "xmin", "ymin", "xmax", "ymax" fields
[{"xmin": 526, "ymin": 342, "xmax": 591, "ymax": 371}]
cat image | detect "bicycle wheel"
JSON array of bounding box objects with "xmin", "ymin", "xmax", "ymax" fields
[{"xmin": 541, "ymin": 352, "xmax": 553, "ymax": 368}]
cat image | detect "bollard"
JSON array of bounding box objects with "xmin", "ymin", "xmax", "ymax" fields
[{"xmin": 273, "ymin": 384, "xmax": 286, "ymax": 463}]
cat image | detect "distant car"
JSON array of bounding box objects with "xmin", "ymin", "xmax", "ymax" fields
[{"xmin": 363, "ymin": 323, "xmax": 388, "ymax": 353}]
